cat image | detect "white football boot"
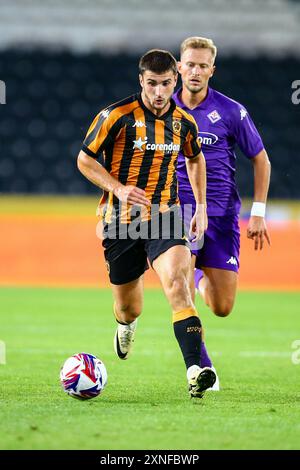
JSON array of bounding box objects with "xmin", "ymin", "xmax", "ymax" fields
[
  {"xmin": 187, "ymin": 365, "xmax": 217, "ymax": 398},
  {"xmin": 206, "ymin": 366, "xmax": 220, "ymax": 391},
  {"xmin": 114, "ymin": 319, "xmax": 137, "ymax": 360}
]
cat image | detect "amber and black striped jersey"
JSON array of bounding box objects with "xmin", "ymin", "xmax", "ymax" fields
[{"xmin": 82, "ymin": 93, "xmax": 201, "ymax": 223}]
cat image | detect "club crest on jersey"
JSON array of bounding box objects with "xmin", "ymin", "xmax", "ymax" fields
[
  {"xmin": 207, "ymin": 110, "xmax": 221, "ymax": 123},
  {"xmin": 172, "ymin": 119, "xmax": 181, "ymax": 134}
]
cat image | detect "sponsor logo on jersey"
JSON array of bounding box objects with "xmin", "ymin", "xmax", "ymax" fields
[
  {"xmin": 133, "ymin": 120, "xmax": 146, "ymax": 128},
  {"xmin": 226, "ymin": 256, "xmax": 238, "ymax": 266},
  {"xmin": 207, "ymin": 109, "xmax": 221, "ymax": 123},
  {"xmin": 133, "ymin": 136, "xmax": 148, "ymax": 151},
  {"xmin": 198, "ymin": 132, "xmax": 218, "ymax": 145},
  {"xmin": 133, "ymin": 136, "xmax": 180, "ymax": 152}
]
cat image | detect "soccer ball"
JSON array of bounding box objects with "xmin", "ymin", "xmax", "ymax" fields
[{"xmin": 60, "ymin": 352, "xmax": 107, "ymax": 400}]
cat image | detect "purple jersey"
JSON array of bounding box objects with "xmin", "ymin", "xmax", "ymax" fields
[{"xmin": 173, "ymin": 87, "xmax": 264, "ymax": 216}]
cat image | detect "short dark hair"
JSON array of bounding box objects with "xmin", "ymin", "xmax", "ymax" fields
[{"xmin": 139, "ymin": 49, "xmax": 177, "ymax": 75}]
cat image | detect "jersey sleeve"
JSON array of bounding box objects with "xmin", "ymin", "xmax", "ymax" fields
[
  {"xmin": 182, "ymin": 117, "xmax": 202, "ymax": 159},
  {"xmin": 82, "ymin": 109, "xmax": 122, "ymax": 158},
  {"xmin": 231, "ymin": 104, "xmax": 264, "ymax": 159}
]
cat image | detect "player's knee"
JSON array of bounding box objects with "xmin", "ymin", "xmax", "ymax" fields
[
  {"xmin": 211, "ymin": 301, "xmax": 233, "ymax": 317},
  {"xmin": 116, "ymin": 303, "xmax": 142, "ymax": 323},
  {"xmin": 166, "ymin": 272, "xmax": 188, "ymax": 296}
]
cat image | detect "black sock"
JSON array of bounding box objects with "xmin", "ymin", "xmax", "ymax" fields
[{"xmin": 173, "ymin": 316, "xmax": 202, "ymax": 369}]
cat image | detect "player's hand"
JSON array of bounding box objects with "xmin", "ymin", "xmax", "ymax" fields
[
  {"xmin": 113, "ymin": 184, "xmax": 150, "ymax": 207},
  {"xmin": 189, "ymin": 204, "xmax": 208, "ymax": 241},
  {"xmin": 247, "ymin": 216, "xmax": 271, "ymax": 250}
]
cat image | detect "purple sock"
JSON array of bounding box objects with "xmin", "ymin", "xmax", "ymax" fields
[
  {"xmin": 194, "ymin": 268, "xmax": 204, "ymax": 290},
  {"xmin": 201, "ymin": 341, "xmax": 212, "ymax": 368}
]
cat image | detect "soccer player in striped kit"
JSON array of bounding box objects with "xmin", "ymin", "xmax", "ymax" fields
[{"xmin": 78, "ymin": 49, "xmax": 216, "ymax": 398}]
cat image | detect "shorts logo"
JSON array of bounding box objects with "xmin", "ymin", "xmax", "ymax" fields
[
  {"xmin": 226, "ymin": 256, "xmax": 238, "ymax": 266},
  {"xmin": 172, "ymin": 119, "xmax": 181, "ymax": 134},
  {"xmin": 207, "ymin": 110, "xmax": 221, "ymax": 123}
]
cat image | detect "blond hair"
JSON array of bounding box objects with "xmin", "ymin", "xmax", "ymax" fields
[{"xmin": 180, "ymin": 36, "xmax": 217, "ymax": 62}]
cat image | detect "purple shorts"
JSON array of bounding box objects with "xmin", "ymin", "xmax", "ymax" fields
[
  {"xmin": 180, "ymin": 200, "xmax": 240, "ymax": 272},
  {"xmin": 193, "ymin": 214, "xmax": 240, "ymax": 272}
]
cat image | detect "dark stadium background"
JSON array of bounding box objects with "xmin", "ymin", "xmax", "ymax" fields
[
  {"xmin": 0, "ymin": 51, "xmax": 299, "ymax": 198},
  {"xmin": 1, "ymin": 0, "xmax": 300, "ymax": 453}
]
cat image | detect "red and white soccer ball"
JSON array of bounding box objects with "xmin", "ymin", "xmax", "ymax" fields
[{"xmin": 60, "ymin": 352, "xmax": 107, "ymax": 400}]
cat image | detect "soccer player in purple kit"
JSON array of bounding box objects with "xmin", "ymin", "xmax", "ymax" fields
[{"xmin": 173, "ymin": 37, "xmax": 271, "ymax": 387}]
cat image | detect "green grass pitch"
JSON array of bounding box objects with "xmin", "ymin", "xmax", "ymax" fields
[{"xmin": 0, "ymin": 287, "xmax": 300, "ymax": 450}]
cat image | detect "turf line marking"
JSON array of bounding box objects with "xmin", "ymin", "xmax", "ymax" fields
[
  {"xmin": 0, "ymin": 340, "xmax": 6, "ymax": 364},
  {"xmin": 6, "ymin": 349, "xmax": 292, "ymax": 359},
  {"xmin": 239, "ymin": 351, "xmax": 291, "ymax": 358}
]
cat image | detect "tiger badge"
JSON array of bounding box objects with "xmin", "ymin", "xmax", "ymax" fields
[{"xmin": 172, "ymin": 119, "xmax": 181, "ymax": 134}]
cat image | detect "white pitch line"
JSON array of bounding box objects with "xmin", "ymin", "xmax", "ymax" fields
[
  {"xmin": 239, "ymin": 351, "xmax": 291, "ymax": 358},
  {"xmin": 3, "ymin": 349, "xmax": 293, "ymax": 359}
]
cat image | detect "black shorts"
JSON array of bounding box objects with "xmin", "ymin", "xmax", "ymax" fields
[{"xmin": 102, "ymin": 208, "xmax": 188, "ymax": 285}]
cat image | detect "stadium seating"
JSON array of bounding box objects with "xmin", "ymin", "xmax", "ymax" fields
[
  {"xmin": 0, "ymin": 0, "xmax": 300, "ymax": 56},
  {"xmin": 0, "ymin": 50, "xmax": 299, "ymax": 197},
  {"xmin": 0, "ymin": 0, "xmax": 300, "ymax": 198}
]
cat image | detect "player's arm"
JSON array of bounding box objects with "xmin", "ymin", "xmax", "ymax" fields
[
  {"xmin": 185, "ymin": 151, "xmax": 208, "ymax": 241},
  {"xmin": 247, "ymin": 148, "xmax": 271, "ymax": 250},
  {"xmin": 77, "ymin": 150, "xmax": 150, "ymax": 206}
]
